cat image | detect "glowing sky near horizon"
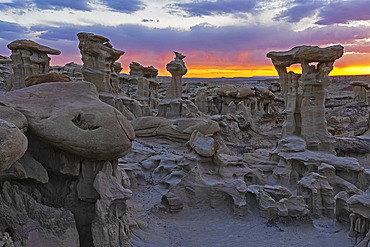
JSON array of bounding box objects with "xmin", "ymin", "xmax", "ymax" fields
[{"xmin": 0, "ymin": 0, "xmax": 369, "ymax": 77}]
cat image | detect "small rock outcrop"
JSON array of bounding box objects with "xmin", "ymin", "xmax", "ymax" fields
[
  {"xmin": 7, "ymin": 40, "xmax": 61, "ymax": 89},
  {"xmin": 129, "ymin": 61, "xmax": 158, "ymax": 78}
]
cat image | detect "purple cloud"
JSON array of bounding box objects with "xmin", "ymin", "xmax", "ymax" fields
[
  {"xmin": 169, "ymin": 0, "xmax": 257, "ymax": 17},
  {"xmin": 316, "ymin": 0, "xmax": 370, "ymax": 25},
  {"xmin": 274, "ymin": 0, "xmax": 324, "ymax": 22},
  {"xmin": 23, "ymin": 23, "xmax": 370, "ymax": 67}
]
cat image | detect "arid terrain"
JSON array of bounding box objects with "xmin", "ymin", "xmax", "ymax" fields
[{"xmin": 0, "ymin": 36, "xmax": 369, "ymax": 247}]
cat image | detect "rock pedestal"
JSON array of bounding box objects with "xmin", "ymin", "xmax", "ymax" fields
[
  {"xmin": 7, "ymin": 40, "xmax": 61, "ymax": 89},
  {"xmin": 350, "ymin": 81, "xmax": 369, "ymax": 105},
  {"xmin": 165, "ymin": 51, "xmax": 187, "ymax": 99},
  {"xmin": 267, "ymin": 45, "xmax": 344, "ymax": 152},
  {"xmin": 77, "ymin": 32, "xmax": 124, "ymax": 93}
]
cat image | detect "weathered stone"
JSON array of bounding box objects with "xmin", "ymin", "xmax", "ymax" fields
[
  {"xmin": 132, "ymin": 116, "xmax": 220, "ymax": 140},
  {"xmin": 267, "ymin": 45, "xmax": 344, "ymax": 153},
  {"xmin": 92, "ymin": 163, "xmax": 132, "ymax": 247},
  {"xmin": 267, "ymin": 45, "xmax": 344, "ymax": 67},
  {"xmin": 298, "ymin": 172, "xmax": 335, "ymax": 218},
  {"xmin": 165, "ymin": 51, "xmax": 187, "ymax": 99},
  {"xmin": 129, "ymin": 61, "xmax": 158, "ymax": 78},
  {"xmin": 0, "ymin": 119, "xmax": 27, "ymax": 172},
  {"xmin": 0, "ymin": 181, "xmax": 79, "ymax": 247},
  {"xmin": 0, "ymin": 105, "xmax": 28, "ymax": 133},
  {"xmin": 7, "ymin": 40, "xmax": 61, "ymax": 89},
  {"xmin": 0, "ymin": 81, "xmax": 134, "ymax": 160},
  {"xmin": 25, "ymin": 72, "xmax": 71, "ymax": 87},
  {"xmin": 77, "ymin": 32, "xmax": 124, "ymax": 93},
  {"xmin": 188, "ymin": 130, "xmax": 219, "ymax": 157}
]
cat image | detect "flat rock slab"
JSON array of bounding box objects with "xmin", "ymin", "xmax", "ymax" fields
[
  {"xmin": 7, "ymin": 39, "xmax": 61, "ymax": 55},
  {"xmin": 0, "ymin": 81, "xmax": 134, "ymax": 160},
  {"xmin": 267, "ymin": 45, "xmax": 344, "ymax": 67}
]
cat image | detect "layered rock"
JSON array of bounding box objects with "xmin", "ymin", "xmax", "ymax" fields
[
  {"xmin": 24, "ymin": 72, "xmax": 70, "ymax": 87},
  {"xmin": 0, "ymin": 55, "xmax": 13, "ymax": 90},
  {"xmin": 129, "ymin": 61, "xmax": 158, "ymax": 78},
  {"xmin": 297, "ymin": 172, "xmax": 335, "ymax": 218},
  {"xmin": 51, "ymin": 62, "xmax": 84, "ymax": 81},
  {"xmin": 215, "ymin": 84, "xmax": 275, "ymax": 116},
  {"xmin": 0, "ymin": 81, "xmax": 135, "ymax": 246},
  {"xmin": 7, "ymin": 40, "xmax": 61, "ymax": 89},
  {"xmin": 267, "ymin": 45, "xmax": 343, "ymax": 152},
  {"xmin": 77, "ymin": 32, "xmax": 124, "ymax": 93}
]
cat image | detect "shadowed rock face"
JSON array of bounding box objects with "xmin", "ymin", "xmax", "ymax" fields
[
  {"xmin": 0, "ymin": 81, "xmax": 134, "ymax": 160},
  {"xmin": 77, "ymin": 32, "xmax": 124, "ymax": 93},
  {"xmin": 7, "ymin": 40, "xmax": 61, "ymax": 89},
  {"xmin": 165, "ymin": 51, "xmax": 187, "ymax": 99},
  {"xmin": 0, "ymin": 119, "xmax": 27, "ymax": 172},
  {"xmin": 267, "ymin": 45, "xmax": 344, "ymax": 153}
]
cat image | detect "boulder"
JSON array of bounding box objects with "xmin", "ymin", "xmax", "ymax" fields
[
  {"xmin": 0, "ymin": 81, "xmax": 134, "ymax": 160},
  {"xmin": 25, "ymin": 72, "xmax": 71, "ymax": 87},
  {"xmin": 188, "ymin": 130, "xmax": 219, "ymax": 157},
  {"xmin": 0, "ymin": 119, "xmax": 27, "ymax": 172}
]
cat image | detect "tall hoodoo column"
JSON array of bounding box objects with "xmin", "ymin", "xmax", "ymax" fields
[
  {"xmin": 267, "ymin": 45, "xmax": 344, "ymax": 152},
  {"xmin": 77, "ymin": 32, "xmax": 124, "ymax": 93},
  {"xmin": 165, "ymin": 51, "xmax": 187, "ymax": 99},
  {"xmin": 7, "ymin": 40, "xmax": 61, "ymax": 89}
]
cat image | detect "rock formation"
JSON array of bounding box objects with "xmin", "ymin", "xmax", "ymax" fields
[
  {"xmin": 7, "ymin": 40, "xmax": 61, "ymax": 89},
  {"xmin": 267, "ymin": 45, "xmax": 343, "ymax": 152},
  {"xmin": 0, "ymin": 55, "xmax": 13, "ymax": 91},
  {"xmin": 77, "ymin": 32, "xmax": 124, "ymax": 93},
  {"xmin": 0, "ymin": 81, "xmax": 135, "ymax": 246},
  {"xmin": 350, "ymin": 81, "xmax": 369, "ymax": 104},
  {"xmin": 129, "ymin": 61, "xmax": 158, "ymax": 78},
  {"xmin": 165, "ymin": 51, "xmax": 187, "ymax": 99},
  {"xmin": 24, "ymin": 72, "xmax": 71, "ymax": 87},
  {"xmin": 51, "ymin": 62, "xmax": 84, "ymax": 81}
]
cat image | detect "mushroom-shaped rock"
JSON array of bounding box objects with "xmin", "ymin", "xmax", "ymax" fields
[
  {"xmin": 129, "ymin": 61, "xmax": 158, "ymax": 78},
  {"xmin": 0, "ymin": 81, "xmax": 135, "ymax": 160},
  {"xmin": 7, "ymin": 39, "xmax": 61, "ymax": 55},
  {"xmin": 165, "ymin": 51, "xmax": 187, "ymax": 99},
  {"xmin": 77, "ymin": 32, "xmax": 125, "ymax": 93},
  {"xmin": 217, "ymin": 84, "xmax": 238, "ymax": 97},
  {"xmin": 236, "ymin": 85, "xmax": 254, "ymax": 98},
  {"xmin": 267, "ymin": 45, "xmax": 344, "ymax": 67},
  {"xmin": 7, "ymin": 39, "xmax": 61, "ymax": 89},
  {"xmin": 25, "ymin": 72, "xmax": 71, "ymax": 87},
  {"xmin": 0, "ymin": 119, "xmax": 28, "ymax": 172}
]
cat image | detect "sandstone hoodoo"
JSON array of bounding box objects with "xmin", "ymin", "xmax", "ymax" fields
[
  {"xmin": 7, "ymin": 40, "xmax": 61, "ymax": 89},
  {"xmin": 77, "ymin": 32, "xmax": 124, "ymax": 93},
  {"xmin": 267, "ymin": 45, "xmax": 344, "ymax": 152},
  {"xmin": 165, "ymin": 51, "xmax": 187, "ymax": 99}
]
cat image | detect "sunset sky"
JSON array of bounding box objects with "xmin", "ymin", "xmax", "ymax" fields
[{"xmin": 0, "ymin": 0, "xmax": 369, "ymax": 78}]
